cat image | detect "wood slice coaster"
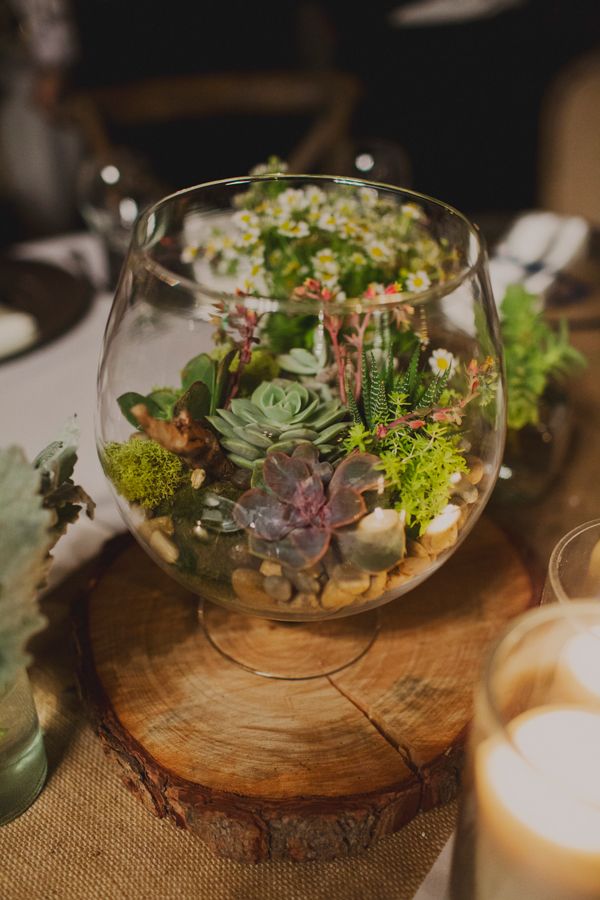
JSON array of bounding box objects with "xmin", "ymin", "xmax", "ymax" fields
[{"xmin": 75, "ymin": 517, "xmax": 535, "ymax": 863}]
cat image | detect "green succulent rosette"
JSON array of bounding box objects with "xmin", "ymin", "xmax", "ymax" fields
[{"xmin": 207, "ymin": 378, "xmax": 349, "ymax": 470}]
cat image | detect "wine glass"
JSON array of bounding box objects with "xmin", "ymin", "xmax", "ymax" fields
[
  {"xmin": 542, "ymin": 518, "xmax": 600, "ymax": 604},
  {"xmin": 97, "ymin": 175, "xmax": 505, "ymax": 677}
]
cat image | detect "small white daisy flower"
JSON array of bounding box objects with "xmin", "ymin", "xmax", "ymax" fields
[
  {"xmin": 319, "ymin": 271, "xmax": 340, "ymax": 289},
  {"xmin": 350, "ymin": 251, "xmax": 367, "ymax": 267},
  {"xmin": 278, "ymin": 188, "xmax": 307, "ymax": 212},
  {"xmin": 428, "ymin": 348, "xmax": 457, "ymax": 377},
  {"xmin": 232, "ymin": 210, "xmax": 260, "ymax": 231},
  {"xmin": 317, "ymin": 211, "xmax": 341, "ymax": 233},
  {"xmin": 312, "ymin": 248, "xmax": 339, "ymax": 275},
  {"xmin": 402, "ymin": 202, "xmax": 423, "ymax": 221},
  {"xmin": 359, "ymin": 187, "xmax": 378, "ymax": 208},
  {"xmin": 305, "ymin": 185, "xmax": 326, "ymax": 208},
  {"xmin": 181, "ymin": 245, "xmax": 199, "ymax": 263},
  {"xmin": 339, "ymin": 220, "xmax": 360, "ymax": 239},
  {"xmin": 278, "ymin": 219, "xmax": 310, "ymax": 239},
  {"xmin": 236, "ymin": 228, "xmax": 260, "ymax": 248},
  {"xmin": 405, "ymin": 270, "xmax": 431, "ymax": 292},
  {"xmin": 366, "ymin": 240, "xmax": 391, "ymax": 263}
]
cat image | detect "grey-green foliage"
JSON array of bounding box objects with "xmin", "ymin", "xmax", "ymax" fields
[
  {"xmin": 207, "ymin": 378, "xmax": 349, "ymax": 470},
  {"xmin": 0, "ymin": 421, "xmax": 94, "ymax": 693},
  {"xmin": 0, "ymin": 447, "xmax": 53, "ymax": 693}
]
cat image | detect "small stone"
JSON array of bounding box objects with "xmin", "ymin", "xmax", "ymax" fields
[
  {"xmin": 260, "ymin": 560, "xmax": 282, "ymax": 577},
  {"xmin": 264, "ymin": 575, "xmax": 293, "ymax": 602},
  {"xmin": 331, "ymin": 563, "xmax": 370, "ymax": 596},
  {"xmin": 289, "ymin": 570, "xmax": 320, "ymax": 595},
  {"xmin": 290, "ymin": 591, "xmax": 320, "ymax": 610},
  {"xmin": 320, "ymin": 579, "xmax": 355, "ymax": 610},
  {"xmin": 407, "ymin": 540, "xmax": 430, "ymax": 559},
  {"xmin": 149, "ymin": 530, "xmax": 179, "ymax": 564},
  {"xmin": 386, "ymin": 569, "xmax": 411, "ymax": 590},
  {"xmin": 361, "ymin": 571, "xmax": 388, "ymax": 602},
  {"xmin": 466, "ymin": 456, "xmax": 484, "ymax": 485},
  {"xmin": 398, "ymin": 556, "xmax": 431, "ymax": 578},
  {"xmin": 193, "ymin": 523, "xmax": 210, "ymax": 541},
  {"xmin": 139, "ymin": 515, "xmax": 174, "ymax": 540},
  {"xmin": 421, "ymin": 504, "xmax": 461, "ymax": 556},
  {"xmin": 191, "ymin": 468, "xmax": 207, "ymax": 489},
  {"xmin": 231, "ymin": 568, "xmax": 273, "ymax": 608}
]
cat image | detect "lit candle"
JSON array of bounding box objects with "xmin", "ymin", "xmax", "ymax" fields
[
  {"xmin": 358, "ymin": 506, "xmax": 403, "ymax": 536},
  {"xmin": 553, "ymin": 626, "xmax": 600, "ymax": 707},
  {"xmin": 475, "ymin": 707, "xmax": 600, "ymax": 899}
]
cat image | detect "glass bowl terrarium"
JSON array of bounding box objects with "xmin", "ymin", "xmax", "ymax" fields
[{"xmin": 97, "ymin": 175, "xmax": 505, "ymax": 636}]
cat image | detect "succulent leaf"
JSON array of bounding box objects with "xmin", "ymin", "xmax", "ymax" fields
[
  {"xmin": 326, "ymin": 487, "xmax": 366, "ymax": 528},
  {"xmin": 263, "ymin": 452, "xmax": 311, "ymax": 501},
  {"xmin": 233, "ymin": 489, "xmax": 291, "ymax": 540},
  {"xmin": 329, "ymin": 452, "xmax": 382, "ymax": 495},
  {"xmin": 213, "ymin": 378, "xmax": 350, "ymax": 468}
]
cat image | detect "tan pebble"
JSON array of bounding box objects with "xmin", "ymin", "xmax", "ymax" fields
[
  {"xmin": 407, "ymin": 540, "xmax": 430, "ymax": 559},
  {"xmin": 293, "ymin": 591, "xmax": 320, "ymax": 610},
  {"xmin": 386, "ymin": 570, "xmax": 411, "ymax": 590},
  {"xmin": 149, "ymin": 530, "xmax": 179, "ymax": 564},
  {"xmin": 361, "ymin": 571, "xmax": 388, "ymax": 602},
  {"xmin": 398, "ymin": 556, "xmax": 431, "ymax": 578},
  {"xmin": 139, "ymin": 515, "xmax": 175, "ymax": 540},
  {"xmin": 331, "ymin": 563, "xmax": 370, "ymax": 595},
  {"xmin": 191, "ymin": 468, "xmax": 207, "ymax": 489},
  {"xmin": 231, "ymin": 568, "xmax": 273, "ymax": 608},
  {"xmin": 466, "ymin": 456, "xmax": 484, "ymax": 485},
  {"xmin": 260, "ymin": 560, "xmax": 283, "ymax": 577},
  {"xmin": 421, "ymin": 504, "xmax": 461, "ymax": 556},
  {"xmin": 320, "ymin": 579, "xmax": 355, "ymax": 610}
]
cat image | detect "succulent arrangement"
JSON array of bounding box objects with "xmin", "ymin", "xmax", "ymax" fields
[{"xmin": 101, "ymin": 172, "xmax": 499, "ymax": 616}]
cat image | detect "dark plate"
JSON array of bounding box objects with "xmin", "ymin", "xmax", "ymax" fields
[{"xmin": 0, "ymin": 258, "xmax": 94, "ymax": 364}]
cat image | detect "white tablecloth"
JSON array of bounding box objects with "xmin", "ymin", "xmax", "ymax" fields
[{"xmin": 0, "ymin": 233, "xmax": 452, "ymax": 899}]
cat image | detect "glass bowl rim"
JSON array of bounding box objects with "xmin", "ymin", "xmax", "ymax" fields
[
  {"xmin": 133, "ymin": 173, "xmax": 487, "ymax": 312},
  {"xmin": 480, "ymin": 598, "xmax": 600, "ymax": 806}
]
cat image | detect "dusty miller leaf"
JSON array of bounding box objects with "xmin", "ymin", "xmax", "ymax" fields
[{"xmin": 0, "ymin": 447, "xmax": 53, "ymax": 692}]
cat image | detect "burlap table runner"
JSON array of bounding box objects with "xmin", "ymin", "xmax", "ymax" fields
[{"xmin": 0, "ymin": 566, "xmax": 455, "ymax": 900}]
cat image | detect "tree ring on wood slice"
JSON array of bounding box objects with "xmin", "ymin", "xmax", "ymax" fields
[
  {"xmin": 75, "ymin": 517, "xmax": 537, "ymax": 863},
  {"xmin": 201, "ymin": 602, "xmax": 380, "ymax": 679}
]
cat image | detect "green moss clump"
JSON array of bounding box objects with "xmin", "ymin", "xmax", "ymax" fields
[{"xmin": 103, "ymin": 439, "xmax": 186, "ymax": 509}]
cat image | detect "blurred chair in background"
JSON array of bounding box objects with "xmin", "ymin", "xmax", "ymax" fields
[
  {"xmin": 539, "ymin": 53, "xmax": 600, "ymax": 226},
  {"xmin": 64, "ymin": 70, "xmax": 361, "ymax": 180}
]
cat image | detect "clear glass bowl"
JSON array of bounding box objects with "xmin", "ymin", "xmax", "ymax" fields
[{"xmin": 97, "ymin": 175, "xmax": 505, "ymax": 622}]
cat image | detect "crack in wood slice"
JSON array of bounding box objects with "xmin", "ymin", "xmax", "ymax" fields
[{"xmin": 75, "ymin": 517, "xmax": 535, "ymax": 862}]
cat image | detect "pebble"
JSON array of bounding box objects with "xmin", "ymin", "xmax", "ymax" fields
[
  {"xmin": 466, "ymin": 456, "xmax": 484, "ymax": 485},
  {"xmin": 264, "ymin": 575, "xmax": 293, "ymax": 602},
  {"xmin": 139, "ymin": 515, "xmax": 174, "ymax": 540},
  {"xmin": 407, "ymin": 540, "xmax": 430, "ymax": 559},
  {"xmin": 191, "ymin": 468, "xmax": 207, "ymax": 489},
  {"xmin": 291, "ymin": 591, "xmax": 320, "ymax": 610},
  {"xmin": 398, "ymin": 556, "xmax": 431, "ymax": 578},
  {"xmin": 149, "ymin": 530, "xmax": 179, "ymax": 564},
  {"xmin": 361, "ymin": 571, "xmax": 388, "ymax": 601},
  {"xmin": 231, "ymin": 568, "xmax": 273, "ymax": 608},
  {"xmin": 229, "ymin": 543, "xmax": 257, "ymax": 568},
  {"xmin": 260, "ymin": 560, "xmax": 283, "ymax": 577},
  {"xmin": 289, "ymin": 570, "xmax": 321, "ymax": 595},
  {"xmin": 421, "ymin": 504, "xmax": 461, "ymax": 556},
  {"xmin": 331, "ymin": 563, "xmax": 370, "ymax": 595},
  {"xmin": 320, "ymin": 579, "xmax": 356, "ymax": 610}
]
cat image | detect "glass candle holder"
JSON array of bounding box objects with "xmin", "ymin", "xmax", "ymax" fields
[
  {"xmin": 451, "ymin": 601, "xmax": 600, "ymax": 900},
  {"xmin": 542, "ymin": 518, "xmax": 600, "ymax": 604},
  {"xmin": 0, "ymin": 668, "xmax": 47, "ymax": 826}
]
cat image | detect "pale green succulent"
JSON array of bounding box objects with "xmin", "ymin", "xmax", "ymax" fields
[{"xmin": 207, "ymin": 378, "xmax": 349, "ymax": 470}]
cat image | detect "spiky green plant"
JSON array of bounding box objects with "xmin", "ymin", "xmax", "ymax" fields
[{"xmin": 207, "ymin": 378, "xmax": 349, "ymax": 470}]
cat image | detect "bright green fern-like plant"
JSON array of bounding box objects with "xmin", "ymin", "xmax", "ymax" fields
[{"xmin": 501, "ymin": 285, "xmax": 585, "ymax": 431}]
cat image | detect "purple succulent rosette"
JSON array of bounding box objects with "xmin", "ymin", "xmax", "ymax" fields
[{"xmin": 234, "ymin": 445, "xmax": 381, "ymax": 570}]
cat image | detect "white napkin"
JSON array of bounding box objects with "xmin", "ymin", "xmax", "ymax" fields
[
  {"xmin": 488, "ymin": 211, "xmax": 589, "ymax": 305},
  {"xmin": 0, "ymin": 304, "xmax": 38, "ymax": 358}
]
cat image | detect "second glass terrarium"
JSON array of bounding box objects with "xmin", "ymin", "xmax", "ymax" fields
[{"xmin": 97, "ymin": 175, "xmax": 505, "ymax": 637}]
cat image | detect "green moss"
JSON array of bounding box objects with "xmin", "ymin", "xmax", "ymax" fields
[
  {"xmin": 103, "ymin": 439, "xmax": 186, "ymax": 509},
  {"xmin": 238, "ymin": 348, "xmax": 280, "ymax": 394}
]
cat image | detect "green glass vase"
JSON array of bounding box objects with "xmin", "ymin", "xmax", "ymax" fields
[{"xmin": 0, "ymin": 668, "xmax": 47, "ymax": 825}]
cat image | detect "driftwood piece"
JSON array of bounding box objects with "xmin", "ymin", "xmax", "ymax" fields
[{"xmin": 75, "ymin": 517, "xmax": 535, "ymax": 863}]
